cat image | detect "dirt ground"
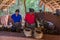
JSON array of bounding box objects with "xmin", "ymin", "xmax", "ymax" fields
[{"xmin": 0, "ymin": 31, "xmax": 60, "ymax": 40}]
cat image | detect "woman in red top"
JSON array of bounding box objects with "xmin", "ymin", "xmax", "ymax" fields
[
  {"xmin": 25, "ymin": 8, "xmax": 36, "ymax": 28},
  {"xmin": 25, "ymin": 8, "xmax": 36, "ymax": 37},
  {"xmin": 25, "ymin": 12, "xmax": 35, "ymax": 24}
]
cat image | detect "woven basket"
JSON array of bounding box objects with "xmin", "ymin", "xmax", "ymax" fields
[
  {"xmin": 23, "ymin": 28, "xmax": 32, "ymax": 37},
  {"xmin": 34, "ymin": 28, "xmax": 43, "ymax": 39}
]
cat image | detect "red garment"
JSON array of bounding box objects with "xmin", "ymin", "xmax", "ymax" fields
[{"xmin": 25, "ymin": 13, "xmax": 35, "ymax": 24}]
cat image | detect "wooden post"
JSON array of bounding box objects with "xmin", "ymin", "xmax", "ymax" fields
[
  {"xmin": 24, "ymin": 0, "xmax": 26, "ymax": 14},
  {"xmin": 44, "ymin": 3, "xmax": 45, "ymax": 12}
]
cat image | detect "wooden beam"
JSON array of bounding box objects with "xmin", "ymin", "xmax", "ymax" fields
[
  {"xmin": 0, "ymin": 0, "xmax": 15, "ymax": 10},
  {"xmin": 0, "ymin": 0, "xmax": 3, "ymax": 4},
  {"xmin": 45, "ymin": 4, "xmax": 53, "ymax": 12},
  {"xmin": 5, "ymin": 0, "xmax": 14, "ymax": 5},
  {"xmin": 0, "ymin": 0, "xmax": 9, "ymax": 9},
  {"xmin": 24, "ymin": 0, "xmax": 26, "ymax": 13},
  {"xmin": 40, "ymin": 0, "xmax": 54, "ymax": 12},
  {"xmin": 41, "ymin": 0, "xmax": 57, "ymax": 12}
]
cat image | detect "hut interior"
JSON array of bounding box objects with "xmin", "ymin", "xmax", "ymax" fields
[{"xmin": 0, "ymin": 0, "xmax": 60, "ymax": 40}]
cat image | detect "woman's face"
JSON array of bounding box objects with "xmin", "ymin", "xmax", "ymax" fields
[
  {"xmin": 16, "ymin": 12, "xmax": 19, "ymax": 15},
  {"xmin": 30, "ymin": 11, "xmax": 34, "ymax": 14}
]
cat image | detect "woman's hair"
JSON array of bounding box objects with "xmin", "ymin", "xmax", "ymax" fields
[
  {"xmin": 39, "ymin": 10, "xmax": 42, "ymax": 12},
  {"xmin": 15, "ymin": 9, "xmax": 20, "ymax": 12},
  {"xmin": 29, "ymin": 8, "xmax": 34, "ymax": 12}
]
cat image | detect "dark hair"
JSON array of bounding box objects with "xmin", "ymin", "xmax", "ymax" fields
[
  {"xmin": 39, "ymin": 10, "xmax": 42, "ymax": 12},
  {"xmin": 29, "ymin": 8, "xmax": 34, "ymax": 12},
  {"xmin": 15, "ymin": 9, "xmax": 20, "ymax": 12}
]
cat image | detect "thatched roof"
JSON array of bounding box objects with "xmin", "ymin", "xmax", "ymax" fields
[
  {"xmin": 0, "ymin": 0, "xmax": 60, "ymax": 12},
  {"xmin": 0, "ymin": 0, "xmax": 15, "ymax": 10},
  {"xmin": 40, "ymin": 0, "xmax": 60, "ymax": 12}
]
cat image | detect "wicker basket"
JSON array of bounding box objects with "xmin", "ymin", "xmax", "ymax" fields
[
  {"xmin": 0, "ymin": 25, "xmax": 3, "ymax": 28},
  {"xmin": 34, "ymin": 28, "xmax": 43, "ymax": 39},
  {"xmin": 23, "ymin": 28, "xmax": 32, "ymax": 37}
]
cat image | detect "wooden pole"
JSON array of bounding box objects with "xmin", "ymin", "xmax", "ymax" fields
[{"xmin": 24, "ymin": 0, "xmax": 26, "ymax": 14}]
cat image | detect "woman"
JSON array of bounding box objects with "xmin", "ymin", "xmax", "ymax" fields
[{"xmin": 24, "ymin": 8, "xmax": 36, "ymax": 37}]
